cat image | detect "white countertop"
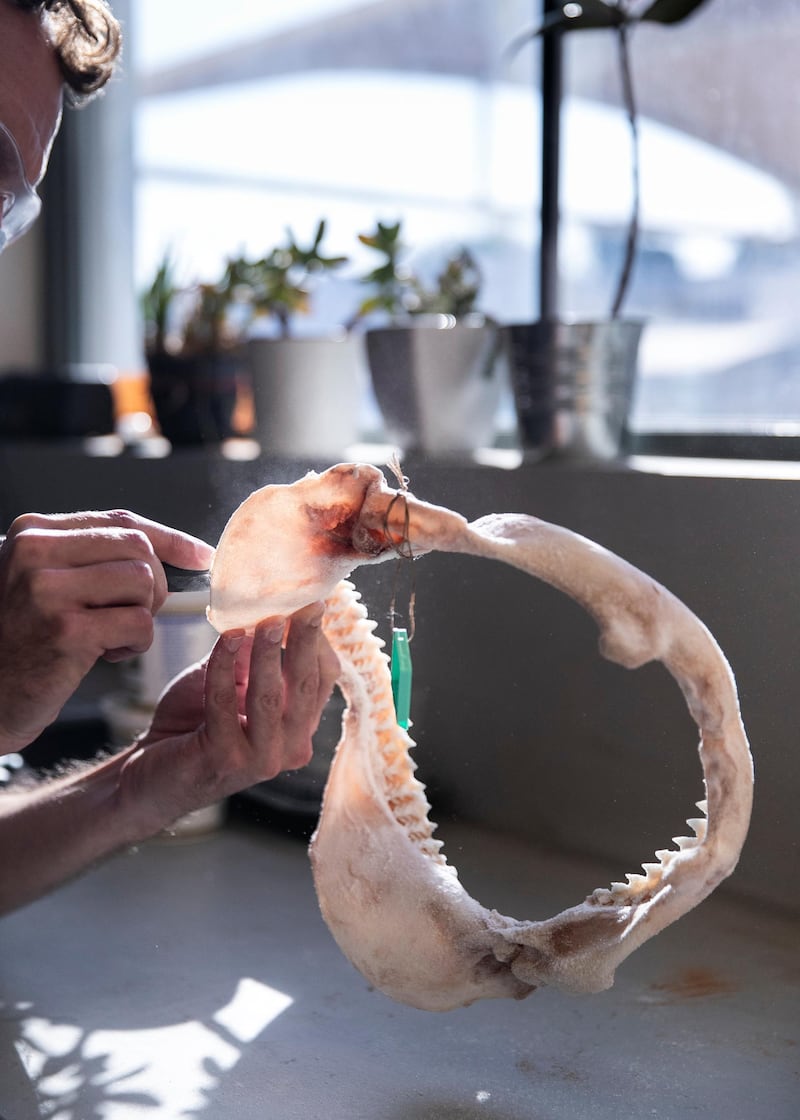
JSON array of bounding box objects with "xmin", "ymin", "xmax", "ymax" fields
[{"xmin": 1, "ymin": 815, "xmax": 797, "ymax": 1120}]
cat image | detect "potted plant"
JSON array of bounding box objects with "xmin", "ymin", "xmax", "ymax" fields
[
  {"xmin": 356, "ymin": 219, "xmax": 504, "ymax": 456},
  {"xmin": 241, "ymin": 219, "xmax": 361, "ymax": 458},
  {"xmin": 504, "ymin": 0, "xmax": 712, "ymax": 460},
  {"xmin": 142, "ymin": 253, "xmax": 246, "ymax": 446}
]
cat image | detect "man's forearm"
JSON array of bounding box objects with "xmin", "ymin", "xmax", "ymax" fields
[{"xmin": 0, "ymin": 747, "xmax": 147, "ymax": 916}]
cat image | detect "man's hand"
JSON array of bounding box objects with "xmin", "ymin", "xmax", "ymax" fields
[
  {"xmin": 0, "ymin": 510, "xmax": 214, "ymax": 751},
  {"xmin": 118, "ymin": 601, "xmax": 340, "ymax": 833}
]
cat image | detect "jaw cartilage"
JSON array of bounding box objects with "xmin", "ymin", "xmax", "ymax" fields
[
  {"xmin": 390, "ymin": 627, "xmax": 413, "ymax": 729},
  {"xmin": 207, "ymin": 462, "xmax": 752, "ymax": 1011}
]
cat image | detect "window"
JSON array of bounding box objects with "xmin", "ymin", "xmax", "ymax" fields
[
  {"xmin": 557, "ymin": 0, "xmax": 800, "ymax": 443},
  {"xmin": 132, "ymin": 0, "xmax": 538, "ymax": 330},
  {"xmin": 130, "ymin": 0, "xmax": 800, "ymax": 446}
]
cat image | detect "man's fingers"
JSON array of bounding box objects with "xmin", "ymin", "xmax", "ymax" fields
[
  {"xmin": 8, "ymin": 510, "xmax": 213, "ymax": 569},
  {"xmin": 233, "ymin": 634, "xmax": 255, "ymax": 687},
  {"xmin": 202, "ymin": 632, "xmax": 248, "ymax": 741},
  {"xmin": 124, "ymin": 514, "xmax": 214, "ymax": 573},
  {"xmin": 283, "ymin": 603, "xmax": 324, "ymax": 704},
  {"xmin": 244, "ymin": 619, "xmax": 286, "ymax": 765},
  {"xmin": 26, "ymin": 560, "xmax": 159, "ymax": 612},
  {"xmin": 6, "ymin": 513, "xmax": 214, "ymax": 610},
  {"xmin": 8, "ymin": 525, "xmax": 157, "ymax": 568},
  {"xmin": 5, "ymin": 525, "xmax": 168, "ymax": 608},
  {"xmin": 318, "ymin": 639, "xmax": 341, "ymax": 707},
  {"xmin": 72, "ymin": 604, "xmax": 156, "ymax": 658},
  {"xmin": 280, "ymin": 602, "xmax": 332, "ymax": 767},
  {"xmin": 199, "ymin": 607, "xmax": 338, "ymax": 787}
]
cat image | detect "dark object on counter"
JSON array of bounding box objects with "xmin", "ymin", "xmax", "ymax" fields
[
  {"xmin": 147, "ymin": 350, "xmax": 240, "ymax": 445},
  {"xmin": 161, "ymin": 561, "xmax": 211, "ymax": 592},
  {"xmin": 20, "ymin": 704, "xmax": 111, "ymax": 772},
  {"xmin": 0, "ymin": 372, "xmax": 114, "ymax": 439}
]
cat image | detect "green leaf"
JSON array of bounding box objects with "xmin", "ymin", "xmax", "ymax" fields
[
  {"xmin": 357, "ymin": 294, "xmax": 393, "ymax": 317},
  {"xmin": 566, "ymin": 0, "xmax": 625, "ymax": 28},
  {"xmin": 640, "ymin": 0, "xmax": 711, "ymax": 24},
  {"xmin": 507, "ymin": 0, "xmax": 709, "ymax": 48},
  {"xmin": 506, "ymin": 2, "xmax": 623, "ymax": 56}
]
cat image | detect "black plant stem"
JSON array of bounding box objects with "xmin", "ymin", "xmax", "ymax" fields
[
  {"xmin": 611, "ymin": 19, "xmax": 640, "ymax": 319},
  {"xmin": 539, "ymin": 0, "xmax": 563, "ymax": 322}
]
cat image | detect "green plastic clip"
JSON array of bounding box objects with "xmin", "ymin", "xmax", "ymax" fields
[{"xmin": 391, "ymin": 627, "xmax": 413, "ymax": 729}]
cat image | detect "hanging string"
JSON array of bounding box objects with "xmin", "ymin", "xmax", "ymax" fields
[
  {"xmin": 611, "ymin": 18, "xmax": 639, "ymax": 320},
  {"xmin": 383, "ymin": 455, "xmax": 416, "ymax": 641}
]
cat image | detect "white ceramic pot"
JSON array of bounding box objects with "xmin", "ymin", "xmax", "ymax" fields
[{"xmin": 248, "ymin": 334, "xmax": 362, "ymax": 457}]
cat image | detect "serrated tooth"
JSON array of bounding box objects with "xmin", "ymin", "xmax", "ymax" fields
[
  {"xmin": 672, "ymin": 835, "xmax": 697, "ymax": 851},
  {"xmin": 641, "ymin": 862, "xmax": 662, "ymax": 880},
  {"xmin": 626, "ymin": 872, "xmax": 647, "ymax": 888},
  {"xmin": 655, "ymin": 848, "xmax": 674, "ymax": 864},
  {"xmin": 687, "ymin": 817, "xmax": 708, "ymax": 840},
  {"xmin": 593, "ymin": 888, "xmax": 614, "ymax": 905},
  {"xmin": 610, "ymin": 881, "xmax": 628, "ymax": 894},
  {"xmin": 696, "ymin": 798, "xmax": 709, "ymax": 815}
]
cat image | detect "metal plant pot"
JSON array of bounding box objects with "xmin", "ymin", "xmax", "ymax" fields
[
  {"xmin": 505, "ymin": 319, "xmax": 643, "ymax": 461},
  {"xmin": 365, "ymin": 315, "xmax": 503, "ymax": 456},
  {"xmin": 248, "ymin": 335, "xmax": 361, "ymax": 458}
]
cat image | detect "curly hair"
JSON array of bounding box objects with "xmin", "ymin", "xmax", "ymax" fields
[{"xmin": 11, "ymin": 0, "xmax": 122, "ymax": 101}]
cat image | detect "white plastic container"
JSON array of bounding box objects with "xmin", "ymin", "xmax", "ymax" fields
[{"xmin": 132, "ymin": 590, "xmax": 217, "ymax": 707}]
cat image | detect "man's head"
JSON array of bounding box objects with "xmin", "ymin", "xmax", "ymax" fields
[
  {"xmin": 11, "ymin": 1, "xmax": 122, "ymax": 104},
  {"xmin": 0, "ymin": 0, "xmax": 121, "ymax": 250}
]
